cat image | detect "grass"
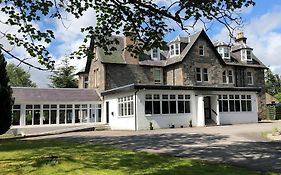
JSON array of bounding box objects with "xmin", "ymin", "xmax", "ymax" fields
[{"xmin": 0, "ymin": 138, "xmax": 277, "ymax": 175}]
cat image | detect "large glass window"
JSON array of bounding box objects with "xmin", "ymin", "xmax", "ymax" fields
[
  {"xmin": 203, "ymin": 68, "xmax": 208, "ymax": 82},
  {"xmin": 219, "ymin": 94, "xmax": 252, "ymax": 112},
  {"xmin": 118, "ymin": 95, "xmax": 134, "ymax": 117},
  {"xmin": 145, "ymin": 94, "xmax": 191, "ymax": 115},
  {"xmin": 25, "ymin": 104, "xmax": 40, "ymax": 125}
]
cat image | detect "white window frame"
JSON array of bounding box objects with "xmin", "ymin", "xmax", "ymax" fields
[
  {"xmin": 222, "ymin": 69, "xmax": 234, "ymax": 84},
  {"xmin": 153, "ymin": 68, "xmax": 162, "ymax": 85},
  {"xmin": 151, "ymin": 48, "xmax": 160, "ymax": 60},
  {"xmin": 118, "ymin": 95, "xmax": 134, "ymax": 117},
  {"xmin": 196, "ymin": 68, "xmax": 208, "ymax": 82},
  {"xmin": 170, "ymin": 43, "xmax": 180, "ymax": 57}
]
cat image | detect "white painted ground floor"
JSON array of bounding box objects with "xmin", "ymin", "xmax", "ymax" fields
[
  {"xmin": 10, "ymin": 86, "xmax": 262, "ymax": 135},
  {"xmin": 102, "ymin": 86, "xmax": 260, "ymax": 130}
]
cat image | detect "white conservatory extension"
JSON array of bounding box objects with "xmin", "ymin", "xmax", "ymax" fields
[{"xmin": 11, "ymin": 87, "xmax": 103, "ymax": 135}]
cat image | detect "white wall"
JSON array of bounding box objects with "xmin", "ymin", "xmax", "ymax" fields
[
  {"xmin": 219, "ymin": 92, "xmax": 258, "ymax": 124},
  {"xmin": 104, "ymin": 92, "xmax": 136, "ymax": 130},
  {"xmin": 136, "ymin": 90, "xmax": 196, "ymax": 130}
]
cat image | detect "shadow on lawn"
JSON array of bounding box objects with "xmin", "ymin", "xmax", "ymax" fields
[
  {"xmin": 0, "ymin": 133, "xmax": 280, "ymax": 174},
  {"xmin": 49, "ymin": 132, "xmax": 281, "ymax": 173}
]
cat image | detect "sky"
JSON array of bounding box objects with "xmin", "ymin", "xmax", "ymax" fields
[{"xmin": 2, "ymin": 0, "xmax": 281, "ymax": 87}]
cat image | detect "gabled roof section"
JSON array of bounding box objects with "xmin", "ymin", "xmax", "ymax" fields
[
  {"xmin": 166, "ymin": 30, "xmax": 226, "ymax": 66},
  {"xmin": 12, "ymin": 87, "xmax": 101, "ymax": 103}
]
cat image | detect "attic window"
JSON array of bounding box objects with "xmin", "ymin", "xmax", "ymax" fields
[
  {"xmin": 217, "ymin": 46, "xmax": 230, "ymax": 59},
  {"xmin": 241, "ymin": 49, "xmax": 252, "ymax": 62},
  {"xmin": 170, "ymin": 43, "xmax": 180, "ymax": 57},
  {"xmin": 199, "ymin": 45, "xmax": 204, "ymax": 56},
  {"xmin": 246, "ymin": 50, "xmax": 252, "ymax": 61},
  {"xmin": 151, "ymin": 48, "xmax": 160, "ymax": 60}
]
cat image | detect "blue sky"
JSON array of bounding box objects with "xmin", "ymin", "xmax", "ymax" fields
[{"xmin": 2, "ymin": 1, "xmax": 281, "ymax": 87}]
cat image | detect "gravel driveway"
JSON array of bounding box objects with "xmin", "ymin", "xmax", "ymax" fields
[{"xmin": 29, "ymin": 121, "xmax": 281, "ymax": 173}]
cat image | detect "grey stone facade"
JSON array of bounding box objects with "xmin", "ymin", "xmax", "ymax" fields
[{"xmin": 78, "ymin": 30, "xmax": 268, "ymax": 119}]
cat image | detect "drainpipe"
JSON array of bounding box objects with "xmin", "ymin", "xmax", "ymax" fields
[{"xmin": 134, "ymin": 89, "xmax": 139, "ymax": 131}]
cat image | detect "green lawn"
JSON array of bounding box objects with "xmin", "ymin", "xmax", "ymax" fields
[{"xmin": 0, "ymin": 138, "xmax": 276, "ymax": 175}]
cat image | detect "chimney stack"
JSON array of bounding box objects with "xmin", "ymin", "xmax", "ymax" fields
[{"xmin": 235, "ymin": 32, "xmax": 247, "ymax": 44}]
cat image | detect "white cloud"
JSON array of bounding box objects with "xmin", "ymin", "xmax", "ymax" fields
[{"xmin": 212, "ymin": 6, "xmax": 281, "ymax": 75}]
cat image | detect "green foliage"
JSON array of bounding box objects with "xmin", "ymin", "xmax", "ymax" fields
[
  {"xmin": 0, "ymin": 52, "xmax": 13, "ymax": 135},
  {"xmin": 265, "ymin": 69, "xmax": 281, "ymax": 96},
  {"xmin": 0, "ymin": 0, "xmax": 256, "ymax": 67},
  {"xmin": 0, "ymin": 139, "xmax": 272, "ymax": 175},
  {"xmin": 274, "ymin": 93, "xmax": 281, "ymax": 103},
  {"xmin": 50, "ymin": 58, "xmax": 78, "ymax": 88},
  {"xmin": 6, "ymin": 63, "xmax": 37, "ymax": 87}
]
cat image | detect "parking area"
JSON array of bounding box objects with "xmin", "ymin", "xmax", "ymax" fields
[{"xmin": 30, "ymin": 121, "xmax": 281, "ymax": 172}]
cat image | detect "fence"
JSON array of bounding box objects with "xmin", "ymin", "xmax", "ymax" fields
[{"xmin": 267, "ymin": 105, "xmax": 281, "ymax": 120}]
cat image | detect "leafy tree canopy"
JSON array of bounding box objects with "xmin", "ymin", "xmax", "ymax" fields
[
  {"xmin": 6, "ymin": 63, "xmax": 37, "ymax": 87},
  {"xmin": 49, "ymin": 58, "xmax": 78, "ymax": 88},
  {"xmin": 265, "ymin": 69, "xmax": 281, "ymax": 96},
  {"xmin": 0, "ymin": 52, "xmax": 13, "ymax": 135},
  {"xmin": 0, "ymin": 0, "xmax": 255, "ymax": 69}
]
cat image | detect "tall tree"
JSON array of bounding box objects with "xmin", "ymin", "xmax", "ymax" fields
[
  {"xmin": 0, "ymin": 52, "xmax": 13, "ymax": 135},
  {"xmin": 265, "ymin": 69, "xmax": 281, "ymax": 96},
  {"xmin": 0, "ymin": 0, "xmax": 255, "ymax": 69},
  {"xmin": 6, "ymin": 63, "xmax": 37, "ymax": 87},
  {"xmin": 50, "ymin": 58, "xmax": 78, "ymax": 88}
]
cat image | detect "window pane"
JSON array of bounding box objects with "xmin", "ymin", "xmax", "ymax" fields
[
  {"xmin": 162, "ymin": 101, "xmax": 169, "ymax": 114},
  {"xmin": 75, "ymin": 109, "xmax": 80, "ymax": 123},
  {"xmin": 43, "ymin": 110, "xmax": 49, "ymax": 124},
  {"xmin": 51, "ymin": 110, "xmax": 57, "ymax": 124},
  {"xmin": 43, "ymin": 104, "xmax": 49, "ymax": 109},
  {"xmin": 153, "ymin": 101, "xmax": 160, "ymax": 114},
  {"xmin": 145, "ymin": 101, "xmax": 152, "ymax": 114},
  {"xmin": 196, "ymin": 68, "xmax": 201, "ymax": 81},
  {"xmin": 247, "ymin": 100, "xmax": 252, "ymax": 111},
  {"xmin": 235, "ymin": 100, "xmax": 240, "ymax": 112},
  {"xmin": 26, "ymin": 105, "xmax": 33, "ymax": 109},
  {"xmin": 59, "ymin": 104, "xmax": 65, "ymax": 108},
  {"xmin": 185, "ymin": 101, "xmax": 191, "ymax": 113},
  {"xmin": 51, "ymin": 104, "xmax": 57, "ymax": 109},
  {"xmin": 81, "ymin": 109, "xmax": 87, "ymax": 123},
  {"xmin": 59, "ymin": 110, "xmax": 65, "ymax": 124},
  {"xmin": 34, "ymin": 105, "xmax": 40, "ymax": 109},
  {"xmin": 25, "ymin": 110, "xmax": 32, "ymax": 125},
  {"xmin": 162, "ymin": 95, "xmax": 168, "ymax": 99},
  {"xmin": 13, "ymin": 105, "xmax": 21, "ymax": 109},
  {"xmin": 241, "ymin": 100, "xmax": 247, "ymax": 112},
  {"xmin": 229, "ymin": 100, "xmax": 235, "ymax": 112},
  {"xmin": 170, "ymin": 101, "xmax": 176, "ymax": 114},
  {"xmin": 178, "ymin": 95, "xmax": 184, "ymax": 99},
  {"xmin": 222, "ymin": 100, "xmax": 228, "ymax": 112},
  {"xmin": 12, "ymin": 110, "xmax": 20, "ymax": 125},
  {"xmin": 66, "ymin": 110, "xmax": 73, "ymax": 123},
  {"xmin": 178, "ymin": 101, "xmax": 184, "ymax": 113},
  {"xmin": 34, "ymin": 110, "xmax": 40, "ymax": 125},
  {"xmin": 146, "ymin": 94, "xmax": 152, "ymax": 99}
]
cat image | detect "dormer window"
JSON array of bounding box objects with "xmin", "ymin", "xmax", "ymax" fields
[
  {"xmin": 217, "ymin": 46, "xmax": 230, "ymax": 59},
  {"xmin": 170, "ymin": 43, "xmax": 180, "ymax": 57},
  {"xmin": 246, "ymin": 50, "xmax": 252, "ymax": 61},
  {"xmin": 151, "ymin": 48, "xmax": 160, "ymax": 60},
  {"xmin": 241, "ymin": 49, "xmax": 252, "ymax": 62}
]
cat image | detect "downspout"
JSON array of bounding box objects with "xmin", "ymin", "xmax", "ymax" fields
[{"xmin": 134, "ymin": 89, "xmax": 140, "ymax": 131}]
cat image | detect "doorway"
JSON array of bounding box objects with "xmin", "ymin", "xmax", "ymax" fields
[
  {"xmin": 106, "ymin": 101, "xmax": 109, "ymax": 124},
  {"xmin": 204, "ymin": 96, "xmax": 211, "ymax": 120}
]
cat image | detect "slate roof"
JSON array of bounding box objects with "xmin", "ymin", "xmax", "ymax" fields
[
  {"xmin": 12, "ymin": 87, "xmax": 101, "ymax": 103},
  {"xmin": 85, "ymin": 30, "xmax": 267, "ymax": 69}
]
